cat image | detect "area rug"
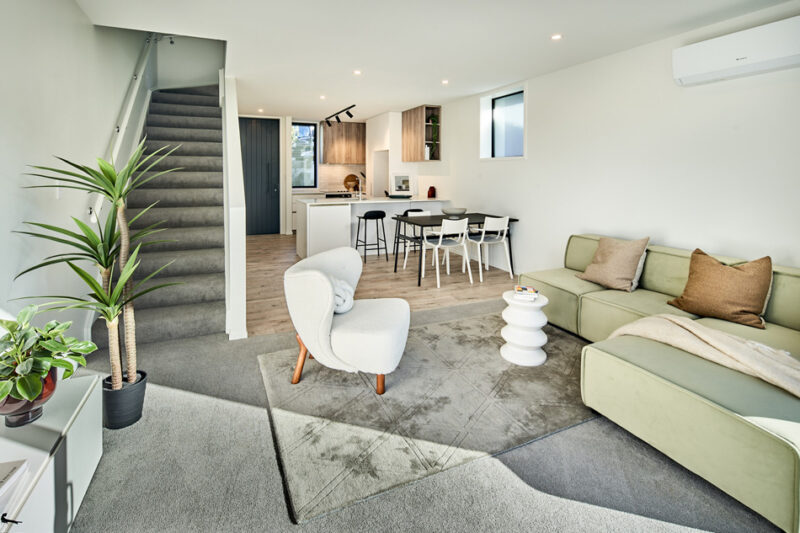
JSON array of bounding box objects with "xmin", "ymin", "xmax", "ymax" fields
[{"xmin": 258, "ymin": 312, "xmax": 593, "ymax": 523}]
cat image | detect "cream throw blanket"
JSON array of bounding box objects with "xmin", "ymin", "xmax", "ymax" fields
[{"xmin": 609, "ymin": 314, "xmax": 800, "ymax": 399}]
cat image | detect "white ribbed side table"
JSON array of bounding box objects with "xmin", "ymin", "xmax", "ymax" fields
[{"xmin": 500, "ymin": 290, "xmax": 549, "ymax": 366}]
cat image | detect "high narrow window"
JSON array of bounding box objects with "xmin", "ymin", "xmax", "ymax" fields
[
  {"xmin": 291, "ymin": 123, "xmax": 317, "ymax": 188},
  {"xmin": 491, "ymin": 91, "xmax": 524, "ymax": 158}
]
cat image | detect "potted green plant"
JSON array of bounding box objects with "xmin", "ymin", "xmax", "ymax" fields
[
  {"xmin": 42, "ymin": 245, "xmax": 174, "ymax": 428},
  {"xmin": 0, "ymin": 305, "xmax": 95, "ymax": 427},
  {"xmin": 19, "ymin": 140, "xmax": 178, "ymax": 428},
  {"xmin": 27, "ymin": 140, "xmax": 178, "ymax": 386}
]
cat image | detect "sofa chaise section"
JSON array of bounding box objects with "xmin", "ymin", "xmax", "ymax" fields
[{"xmin": 582, "ymin": 334, "xmax": 800, "ymax": 533}]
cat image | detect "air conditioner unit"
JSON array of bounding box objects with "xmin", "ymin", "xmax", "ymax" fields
[{"xmin": 673, "ymin": 15, "xmax": 800, "ymax": 86}]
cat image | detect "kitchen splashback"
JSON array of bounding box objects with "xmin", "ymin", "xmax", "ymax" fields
[{"xmin": 318, "ymin": 163, "xmax": 366, "ymax": 191}]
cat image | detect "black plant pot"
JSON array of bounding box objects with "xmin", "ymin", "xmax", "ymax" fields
[{"xmin": 102, "ymin": 371, "xmax": 147, "ymax": 429}]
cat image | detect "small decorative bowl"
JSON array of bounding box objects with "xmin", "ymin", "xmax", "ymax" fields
[{"xmin": 442, "ymin": 207, "xmax": 467, "ymax": 219}]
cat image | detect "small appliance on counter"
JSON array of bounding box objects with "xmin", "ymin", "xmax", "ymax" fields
[{"xmin": 427, "ymin": 186, "xmax": 436, "ymax": 198}]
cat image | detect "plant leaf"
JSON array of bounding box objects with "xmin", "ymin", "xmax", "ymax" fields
[
  {"xmin": 69, "ymin": 341, "xmax": 97, "ymax": 355},
  {"xmin": 16, "ymin": 358, "xmax": 33, "ymax": 375},
  {"xmin": 16, "ymin": 305, "xmax": 37, "ymax": 326},
  {"xmin": 0, "ymin": 381, "xmax": 12, "ymax": 402},
  {"xmin": 16, "ymin": 374, "xmax": 42, "ymax": 401}
]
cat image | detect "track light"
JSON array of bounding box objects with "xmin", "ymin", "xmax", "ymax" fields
[{"xmin": 323, "ymin": 104, "xmax": 356, "ymax": 126}]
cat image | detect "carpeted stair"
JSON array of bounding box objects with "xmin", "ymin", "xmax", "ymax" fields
[{"xmin": 93, "ymin": 85, "xmax": 227, "ymax": 348}]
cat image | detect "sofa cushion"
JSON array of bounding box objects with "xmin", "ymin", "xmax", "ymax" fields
[
  {"xmin": 764, "ymin": 265, "xmax": 800, "ymax": 331},
  {"xmin": 589, "ymin": 335, "xmax": 800, "ymax": 422},
  {"xmin": 577, "ymin": 236, "xmax": 650, "ymax": 291},
  {"xmin": 696, "ymin": 318, "xmax": 800, "ymax": 357},
  {"xmin": 668, "ymin": 249, "xmax": 773, "ymax": 329},
  {"xmin": 519, "ymin": 268, "xmax": 603, "ymax": 334},
  {"xmin": 579, "ymin": 289, "xmax": 697, "ymax": 342},
  {"xmin": 638, "ymin": 245, "xmax": 742, "ymax": 297}
]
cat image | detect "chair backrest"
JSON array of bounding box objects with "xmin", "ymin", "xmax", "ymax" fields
[
  {"xmin": 478, "ymin": 216, "xmax": 508, "ymax": 242},
  {"xmin": 438, "ymin": 217, "xmax": 468, "ymax": 243},
  {"xmin": 403, "ymin": 208, "xmax": 423, "ymax": 216},
  {"xmin": 283, "ymin": 247, "xmax": 363, "ymax": 372}
]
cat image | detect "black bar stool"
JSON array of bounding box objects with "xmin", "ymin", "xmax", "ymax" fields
[{"xmin": 355, "ymin": 210, "xmax": 389, "ymax": 262}]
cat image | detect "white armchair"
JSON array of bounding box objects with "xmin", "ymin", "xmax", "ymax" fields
[{"xmin": 283, "ymin": 247, "xmax": 410, "ymax": 394}]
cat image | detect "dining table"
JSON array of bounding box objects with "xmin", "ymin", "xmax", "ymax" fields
[{"xmin": 391, "ymin": 212, "xmax": 520, "ymax": 286}]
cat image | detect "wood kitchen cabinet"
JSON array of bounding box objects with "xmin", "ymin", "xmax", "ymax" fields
[
  {"xmin": 402, "ymin": 104, "xmax": 441, "ymax": 162},
  {"xmin": 320, "ymin": 122, "xmax": 366, "ymax": 164}
]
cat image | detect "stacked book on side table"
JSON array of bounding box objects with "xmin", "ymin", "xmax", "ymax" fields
[{"xmin": 513, "ymin": 285, "xmax": 539, "ymax": 301}]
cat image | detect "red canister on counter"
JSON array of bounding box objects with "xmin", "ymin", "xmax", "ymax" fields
[{"xmin": 427, "ymin": 186, "xmax": 436, "ymax": 198}]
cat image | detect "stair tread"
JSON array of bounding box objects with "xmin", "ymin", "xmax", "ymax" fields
[
  {"xmin": 151, "ymin": 91, "xmax": 218, "ymax": 107},
  {"xmin": 133, "ymin": 273, "xmax": 225, "ymax": 309},
  {"xmin": 132, "ymin": 248, "xmax": 225, "ymax": 278},
  {"xmin": 144, "ymin": 140, "xmax": 222, "ymax": 157},
  {"xmin": 129, "ymin": 206, "xmax": 224, "ymax": 229},
  {"xmin": 91, "ymin": 301, "xmax": 226, "ymax": 347},
  {"xmin": 147, "ymin": 114, "xmax": 222, "ymax": 130},
  {"xmin": 139, "ymin": 226, "xmax": 225, "ymax": 252},
  {"xmin": 149, "ymin": 102, "xmax": 221, "ymax": 118},
  {"xmin": 158, "ymin": 85, "xmax": 219, "ymax": 97},
  {"xmin": 128, "ymin": 188, "xmax": 223, "ymax": 208},
  {"xmin": 136, "ymin": 171, "xmax": 223, "ymax": 189},
  {"xmin": 144, "ymin": 126, "xmax": 222, "ymax": 142}
]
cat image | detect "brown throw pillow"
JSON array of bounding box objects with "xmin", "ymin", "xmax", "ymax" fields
[
  {"xmin": 577, "ymin": 237, "xmax": 650, "ymax": 291},
  {"xmin": 668, "ymin": 249, "xmax": 773, "ymax": 329}
]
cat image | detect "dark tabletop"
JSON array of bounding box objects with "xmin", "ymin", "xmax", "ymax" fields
[{"xmin": 393, "ymin": 212, "xmax": 519, "ymax": 227}]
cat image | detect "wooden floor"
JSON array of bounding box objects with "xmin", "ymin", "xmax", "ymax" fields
[{"xmin": 246, "ymin": 234, "xmax": 515, "ymax": 336}]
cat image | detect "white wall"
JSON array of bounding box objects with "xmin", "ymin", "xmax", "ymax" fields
[
  {"xmin": 157, "ymin": 35, "xmax": 225, "ymax": 89},
  {"xmin": 0, "ymin": 0, "xmax": 144, "ymax": 323},
  {"xmin": 438, "ymin": 2, "xmax": 800, "ymax": 272}
]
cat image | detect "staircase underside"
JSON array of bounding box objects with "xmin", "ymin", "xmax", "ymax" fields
[{"xmin": 94, "ymin": 84, "xmax": 227, "ymax": 349}]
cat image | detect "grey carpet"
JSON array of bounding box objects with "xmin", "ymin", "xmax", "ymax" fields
[
  {"xmin": 85, "ymin": 300, "xmax": 508, "ymax": 408},
  {"xmin": 92, "ymin": 85, "xmax": 226, "ymax": 349},
  {"xmin": 78, "ymin": 299, "xmax": 779, "ymax": 532},
  {"xmin": 70, "ymin": 381, "xmax": 697, "ymax": 533},
  {"xmin": 258, "ymin": 313, "xmax": 590, "ymax": 522}
]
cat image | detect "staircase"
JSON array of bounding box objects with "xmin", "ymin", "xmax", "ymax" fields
[{"xmin": 93, "ymin": 85, "xmax": 227, "ymax": 348}]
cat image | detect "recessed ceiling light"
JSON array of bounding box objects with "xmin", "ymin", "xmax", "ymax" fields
[
  {"xmin": 320, "ymin": 95, "xmax": 326, "ymax": 100},
  {"xmin": 257, "ymin": 108, "xmax": 264, "ymax": 113},
  {"xmin": 353, "ymin": 70, "xmax": 362, "ymax": 75},
  {"xmin": 551, "ymin": 33, "xmax": 563, "ymax": 41},
  {"xmin": 441, "ymin": 79, "xmax": 449, "ymax": 85}
]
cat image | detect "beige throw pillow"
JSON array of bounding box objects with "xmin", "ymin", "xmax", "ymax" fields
[
  {"xmin": 668, "ymin": 249, "xmax": 773, "ymax": 329},
  {"xmin": 577, "ymin": 237, "xmax": 650, "ymax": 291}
]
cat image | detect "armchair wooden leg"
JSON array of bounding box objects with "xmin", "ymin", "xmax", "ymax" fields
[
  {"xmin": 292, "ymin": 334, "xmax": 309, "ymax": 384},
  {"xmin": 376, "ymin": 374, "xmax": 385, "ymax": 395}
]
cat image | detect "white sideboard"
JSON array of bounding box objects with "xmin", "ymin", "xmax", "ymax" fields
[{"xmin": 0, "ymin": 376, "xmax": 102, "ymax": 532}]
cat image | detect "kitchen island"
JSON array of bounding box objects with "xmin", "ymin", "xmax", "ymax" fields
[{"xmin": 295, "ymin": 197, "xmax": 447, "ymax": 258}]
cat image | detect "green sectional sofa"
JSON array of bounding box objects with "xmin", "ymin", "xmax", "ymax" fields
[{"xmin": 520, "ymin": 234, "xmax": 800, "ymax": 533}]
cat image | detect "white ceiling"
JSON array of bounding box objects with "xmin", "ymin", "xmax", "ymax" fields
[{"xmin": 76, "ymin": 0, "xmax": 785, "ymax": 121}]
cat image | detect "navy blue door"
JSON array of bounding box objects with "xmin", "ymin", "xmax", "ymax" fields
[{"xmin": 240, "ymin": 118, "xmax": 280, "ymax": 235}]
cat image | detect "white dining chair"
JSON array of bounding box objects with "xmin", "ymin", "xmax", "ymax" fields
[
  {"xmin": 402, "ymin": 210, "xmax": 431, "ymax": 270},
  {"xmin": 468, "ymin": 216, "xmax": 512, "ymax": 282},
  {"xmin": 422, "ymin": 217, "xmax": 473, "ymax": 288}
]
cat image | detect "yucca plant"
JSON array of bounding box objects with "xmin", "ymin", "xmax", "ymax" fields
[
  {"xmin": 15, "ymin": 205, "xmax": 166, "ymax": 292},
  {"xmin": 41, "ymin": 245, "xmax": 175, "ymax": 390},
  {"xmin": 27, "ymin": 139, "xmax": 179, "ymax": 383}
]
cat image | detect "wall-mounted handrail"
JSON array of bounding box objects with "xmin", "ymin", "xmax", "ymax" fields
[
  {"xmin": 83, "ymin": 33, "xmax": 157, "ymax": 341},
  {"xmin": 92, "ymin": 33, "xmax": 156, "ymax": 219}
]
